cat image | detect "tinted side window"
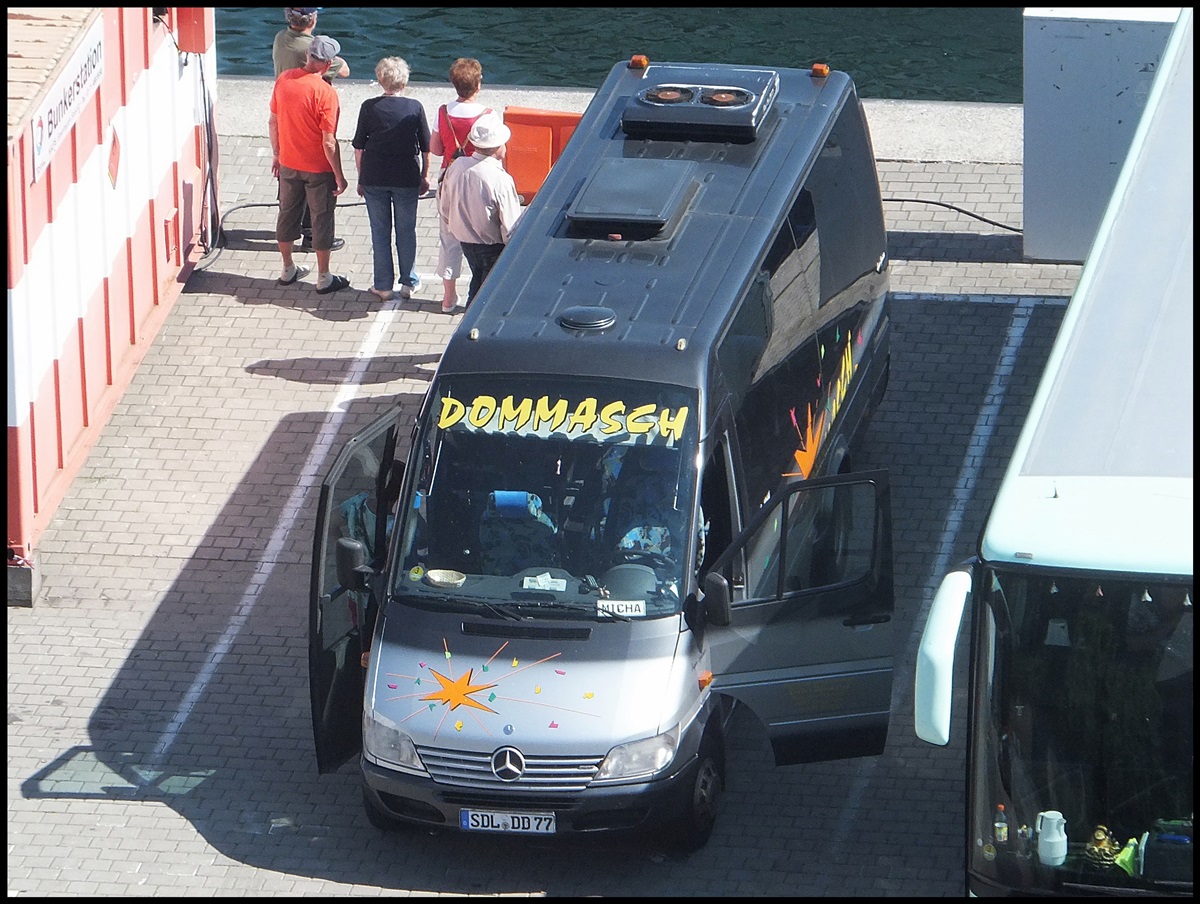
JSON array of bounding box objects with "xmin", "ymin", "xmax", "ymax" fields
[
  {"xmin": 716, "ymin": 274, "xmax": 770, "ymax": 410},
  {"xmin": 808, "ymin": 99, "xmax": 886, "ymax": 306},
  {"xmin": 723, "ymin": 96, "xmax": 885, "ymax": 518},
  {"xmin": 743, "ymin": 480, "xmax": 876, "ymax": 601},
  {"xmin": 698, "ymin": 435, "xmax": 737, "ymax": 579}
]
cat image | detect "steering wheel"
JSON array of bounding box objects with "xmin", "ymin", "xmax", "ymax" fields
[{"xmin": 616, "ymin": 546, "xmax": 677, "ymax": 571}]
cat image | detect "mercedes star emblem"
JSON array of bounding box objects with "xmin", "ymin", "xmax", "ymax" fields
[{"xmin": 491, "ymin": 746, "xmax": 526, "ymax": 782}]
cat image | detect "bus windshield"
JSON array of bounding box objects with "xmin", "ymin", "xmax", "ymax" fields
[
  {"xmin": 390, "ymin": 375, "xmax": 700, "ymax": 619},
  {"xmin": 970, "ymin": 568, "xmax": 1193, "ymax": 894}
]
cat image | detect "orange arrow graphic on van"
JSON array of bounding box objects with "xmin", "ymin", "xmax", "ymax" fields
[{"xmin": 785, "ymin": 404, "xmax": 824, "ymax": 481}]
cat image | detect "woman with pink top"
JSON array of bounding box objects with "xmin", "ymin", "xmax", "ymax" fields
[{"xmin": 430, "ymin": 57, "xmax": 492, "ymax": 314}]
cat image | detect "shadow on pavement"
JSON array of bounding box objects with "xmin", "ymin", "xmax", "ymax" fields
[{"xmin": 17, "ymin": 295, "xmax": 1064, "ymax": 894}]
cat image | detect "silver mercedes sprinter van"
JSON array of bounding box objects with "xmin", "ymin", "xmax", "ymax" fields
[{"xmin": 309, "ymin": 56, "xmax": 897, "ymax": 850}]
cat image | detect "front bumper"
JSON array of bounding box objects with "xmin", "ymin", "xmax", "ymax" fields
[{"xmin": 361, "ymin": 751, "xmax": 701, "ymax": 835}]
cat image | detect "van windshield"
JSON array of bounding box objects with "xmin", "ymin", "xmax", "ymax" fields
[{"xmin": 391, "ymin": 376, "xmax": 700, "ymax": 619}]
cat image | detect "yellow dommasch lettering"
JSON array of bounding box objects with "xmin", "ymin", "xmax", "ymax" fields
[
  {"xmin": 438, "ymin": 392, "xmax": 690, "ymax": 444},
  {"xmin": 626, "ymin": 403, "xmax": 657, "ymax": 435},
  {"xmin": 532, "ymin": 396, "xmax": 568, "ymax": 432},
  {"xmin": 659, "ymin": 406, "xmax": 689, "ymax": 443},
  {"xmin": 499, "ymin": 395, "xmax": 533, "ymax": 431},
  {"xmin": 567, "ymin": 397, "xmax": 599, "ymax": 434},
  {"xmin": 468, "ymin": 395, "xmax": 498, "ymax": 428},
  {"xmin": 599, "ymin": 400, "xmax": 627, "ymax": 434},
  {"xmin": 438, "ymin": 396, "xmax": 467, "ymax": 429}
]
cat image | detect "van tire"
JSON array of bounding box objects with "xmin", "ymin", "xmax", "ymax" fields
[
  {"xmin": 669, "ymin": 732, "xmax": 725, "ymax": 852},
  {"xmin": 362, "ymin": 787, "xmax": 405, "ymax": 832}
]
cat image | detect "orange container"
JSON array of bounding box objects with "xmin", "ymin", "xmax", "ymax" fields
[{"xmin": 503, "ymin": 106, "xmax": 582, "ymax": 203}]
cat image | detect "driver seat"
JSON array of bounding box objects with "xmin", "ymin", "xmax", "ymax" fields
[
  {"xmin": 603, "ymin": 447, "xmax": 683, "ymax": 562},
  {"xmin": 479, "ymin": 490, "xmax": 559, "ymax": 574}
]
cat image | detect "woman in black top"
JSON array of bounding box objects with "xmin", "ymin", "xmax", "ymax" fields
[{"xmin": 352, "ymin": 57, "xmax": 431, "ymax": 301}]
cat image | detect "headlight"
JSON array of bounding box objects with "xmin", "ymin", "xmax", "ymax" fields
[
  {"xmin": 362, "ymin": 709, "xmax": 425, "ymax": 773},
  {"xmin": 594, "ymin": 728, "xmax": 679, "ymax": 781}
]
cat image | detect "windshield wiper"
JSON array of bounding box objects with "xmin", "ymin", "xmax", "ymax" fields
[
  {"xmin": 399, "ymin": 591, "xmax": 523, "ymax": 621},
  {"xmin": 512, "ymin": 599, "xmax": 632, "ymax": 622},
  {"xmin": 469, "ymin": 599, "xmax": 525, "ymax": 621}
]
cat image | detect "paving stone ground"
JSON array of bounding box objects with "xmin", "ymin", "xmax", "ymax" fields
[{"xmin": 8, "ymin": 86, "xmax": 1080, "ymax": 896}]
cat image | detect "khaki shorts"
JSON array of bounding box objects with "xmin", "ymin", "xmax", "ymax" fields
[{"xmin": 277, "ymin": 166, "xmax": 337, "ymax": 249}]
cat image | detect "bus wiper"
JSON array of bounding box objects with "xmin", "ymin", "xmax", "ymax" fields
[
  {"xmin": 513, "ymin": 599, "xmax": 631, "ymax": 622},
  {"xmin": 405, "ymin": 591, "xmax": 523, "ymax": 621},
  {"xmin": 456, "ymin": 595, "xmax": 525, "ymax": 621},
  {"xmin": 469, "ymin": 599, "xmax": 525, "ymax": 621}
]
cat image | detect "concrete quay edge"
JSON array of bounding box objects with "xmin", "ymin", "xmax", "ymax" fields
[{"xmin": 214, "ymin": 76, "xmax": 1023, "ymax": 165}]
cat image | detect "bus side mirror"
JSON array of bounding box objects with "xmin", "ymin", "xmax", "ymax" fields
[
  {"xmin": 914, "ymin": 568, "xmax": 972, "ymax": 746},
  {"xmin": 702, "ymin": 571, "xmax": 732, "ymax": 626},
  {"xmin": 335, "ymin": 537, "xmax": 372, "ymax": 592}
]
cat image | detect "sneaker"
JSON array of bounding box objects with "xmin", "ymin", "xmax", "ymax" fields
[
  {"xmin": 300, "ymin": 237, "xmax": 345, "ymax": 252},
  {"xmin": 368, "ymin": 287, "xmax": 393, "ymax": 301},
  {"xmin": 399, "ymin": 279, "xmax": 422, "ymax": 300},
  {"xmin": 276, "ymin": 264, "xmax": 310, "ymax": 286},
  {"xmin": 441, "ymin": 297, "xmax": 458, "ymax": 314}
]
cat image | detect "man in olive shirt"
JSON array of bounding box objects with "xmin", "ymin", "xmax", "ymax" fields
[{"xmin": 272, "ymin": 8, "xmax": 349, "ymax": 79}]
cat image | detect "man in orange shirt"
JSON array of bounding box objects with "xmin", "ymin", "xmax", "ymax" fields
[
  {"xmin": 268, "ymin": 34, "xmax": 350, "ymax": 294},
  {"xmin": 271, "ymin": 7, "xmax": 348, "ymax": 253}
]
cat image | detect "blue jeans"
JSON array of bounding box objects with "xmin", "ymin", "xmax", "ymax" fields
[{"xmin": 361, "ymin": 186, "xmax": 420, "ymax": 291}]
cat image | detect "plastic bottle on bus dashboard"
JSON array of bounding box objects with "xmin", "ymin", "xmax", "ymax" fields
[{"xmin": 993, "ymin": 804, "xmax": 1009, "ymax": 846}]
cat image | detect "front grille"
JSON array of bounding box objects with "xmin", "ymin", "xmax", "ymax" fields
[
  {"xmin": 440, "ymin": 791, "xmax": 581, "ymax": 811},
  {"xmin": 418, "ymin": 745, "xmax": 603, "ymax": 792}
]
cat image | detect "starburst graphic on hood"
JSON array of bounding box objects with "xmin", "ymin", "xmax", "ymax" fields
[
  {"xmin": 386, "ymin": 640, "xmax": 603, "ymax": 740},
  {"xmin": 421, "ymin": 668, "xmax": 498, "ymax": 713}
]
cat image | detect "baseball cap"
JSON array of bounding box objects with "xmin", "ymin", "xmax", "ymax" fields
[
  {"xmin": 468, "ymin": 114, "xmax": 511, "ymax": 149},
  {"xmin": 307, "ymin": 35, "xmax": 341, "ymax": 62}
]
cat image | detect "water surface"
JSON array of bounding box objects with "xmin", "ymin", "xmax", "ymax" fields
[{"xmin": 217, "ymin": 7, "xmax": 1023, "ymax": 102}]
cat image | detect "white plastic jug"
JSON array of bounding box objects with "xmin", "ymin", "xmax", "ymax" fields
[{"xmin": 1036, "ymin": 810, "xmax": 1068, "ymax": 866}]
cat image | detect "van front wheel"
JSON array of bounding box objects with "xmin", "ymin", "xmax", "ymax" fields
[{"xmin": 669, "ymin": 733, "xmax": 725, "ymax": 852}]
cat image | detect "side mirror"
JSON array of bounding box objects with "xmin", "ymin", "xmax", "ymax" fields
[
  {"xmin": 702, "ymin": 571, "xmax": 732, "ymax": 626},
  {"xmin": 335, "ymin": 537, "xmax": 371, "ymax": 592},
  {"xmin": 914, "ymin": 568, "xmax": 971, "ymax": 746}
]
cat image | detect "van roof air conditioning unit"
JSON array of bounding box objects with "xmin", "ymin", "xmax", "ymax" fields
[{"xmin": 621, "ymin": 64, "xmax": 780, "ymax": 142}]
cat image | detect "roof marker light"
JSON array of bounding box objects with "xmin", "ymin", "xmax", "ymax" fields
[
  {"xmin": 629, "ymin": 54, "xmax": 649, "ymax": 70},
  {"xmin": 811, "ymin": 63, "xmax": 830, "ymax": 78}
]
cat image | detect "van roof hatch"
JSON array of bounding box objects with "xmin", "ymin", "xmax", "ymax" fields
[
  {"xmin": 621, "ymin": 66, "xmax": 780, "ymax": 142},
  {"xmin": 565, "ymin": 158, "xmax": 696, "ymax": 239}
]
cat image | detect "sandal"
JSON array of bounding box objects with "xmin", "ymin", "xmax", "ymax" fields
[
  {"xmin": 316, "ymin": 274, "xmax": 350, "ymax": 295},
  {"xmin": 441, "ymin": 298, "xmax": 458, "ymax": 314},
  {"xmin": 368, "ymin": 287, "xmax": 394, "ymax": 301},
  {"xmin": 276, "ymin": 265, "xmax": 310, "ymax": 286}
]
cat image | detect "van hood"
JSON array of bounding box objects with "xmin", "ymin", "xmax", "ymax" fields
[{"xmin": 368, "ymin": 604, "xmax": 688, "ymax": 755}]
